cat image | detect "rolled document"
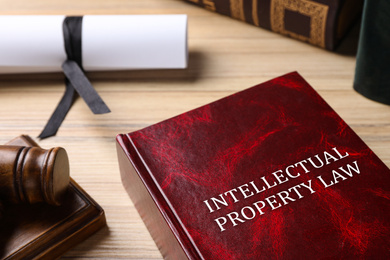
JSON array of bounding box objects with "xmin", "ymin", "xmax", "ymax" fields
[{"xmin": 0, "ymin": 15, "xmax": 188, "ymax": 73}]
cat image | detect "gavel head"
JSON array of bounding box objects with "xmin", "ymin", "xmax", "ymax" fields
[{"xmin": 0, "ymin": 146, "xmax": 70, "ymax": 207}]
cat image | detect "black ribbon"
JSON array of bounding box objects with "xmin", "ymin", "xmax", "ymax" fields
[{"xmin": 38, "ymin": 16, "xmax": 110, "ymax": 139}]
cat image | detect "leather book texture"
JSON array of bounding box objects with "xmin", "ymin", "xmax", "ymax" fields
[
  {"xmin": 116, "ymin": 72, "xmax": 390, "ymax": 259},
  {"xmin": 184, "ymin": 0, "xmax": 363, "ymax": 50}
]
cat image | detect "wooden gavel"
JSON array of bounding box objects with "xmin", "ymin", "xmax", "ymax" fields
[{"xmin": 0, "ymin": 145, "xmax": 70, "ymax": 217}]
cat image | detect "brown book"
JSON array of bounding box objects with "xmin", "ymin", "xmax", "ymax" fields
[{"xmin": 185, "ymin": 0, "xmax": 363, "ymax": 50}]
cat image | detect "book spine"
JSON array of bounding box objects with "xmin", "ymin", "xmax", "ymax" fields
[
  {"xmin": 185, "ymin": 0, "xmax": 349, "ymax": 50},
  {"xmin": 116, "ymin": 134, "xmax": 202, "ymax": 260}
]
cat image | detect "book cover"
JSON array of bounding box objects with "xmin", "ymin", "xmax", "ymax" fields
[
  {"xmin": 184, "ymin": 0, "xmax": 363, "ymax": 50},
  {"xmin": 116, "ymin": 72, "xmax": 390, "ymax": 259}
]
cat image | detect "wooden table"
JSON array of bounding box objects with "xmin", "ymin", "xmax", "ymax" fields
[{"xmin": 0, "ymin": 1, "xmax": 389, "ymax": 259}]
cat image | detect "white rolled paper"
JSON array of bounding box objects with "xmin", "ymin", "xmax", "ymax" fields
[{"xmin": 0, "ymin": 15, "xmax": 188, "ymax": 73}]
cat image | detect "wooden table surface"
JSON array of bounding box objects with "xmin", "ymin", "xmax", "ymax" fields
[{"xmin": 0, "ymin": 0, "xmax": 389, "ymax": 259}]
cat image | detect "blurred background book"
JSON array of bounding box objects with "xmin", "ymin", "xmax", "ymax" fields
[{"xmin": 184, "ymin": 0, "xmax": 364, "ymax": 50}]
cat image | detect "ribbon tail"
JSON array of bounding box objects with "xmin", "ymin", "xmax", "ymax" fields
[
  {"xmin": 38, "ymin": 81, "xmax": 77, "ymax": 139},
  {"xmin": 62, "ymin": 60, "xmax": 111, "ymax": 114}
]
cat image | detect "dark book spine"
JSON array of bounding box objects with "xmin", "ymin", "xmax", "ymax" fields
[
  {"xmin": 116, "ymin": 134, "xmax": 202, "ymax": 260},
  {"xmin": 185, "ymin": 0, "xmax": 362, "ymax": 50}
]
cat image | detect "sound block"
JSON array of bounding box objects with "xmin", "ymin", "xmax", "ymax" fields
[{"xmin": 0, "ymin": 135, "xmax": 106, "ymax": 260}]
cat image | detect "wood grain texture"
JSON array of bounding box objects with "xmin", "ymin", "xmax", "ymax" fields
[
  {"xmin": 0, "ymin": 145, "xmax": 69, "ymax": 206},
  {"xmin": 1, "ymin": 136, "xmax": 106, "ymax": 260},
  {"xmin": 0, "ymin": 0, "xmax": 388, "ymax": 259}
]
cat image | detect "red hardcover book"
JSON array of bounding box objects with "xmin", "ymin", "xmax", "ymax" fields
[{"xmin": 116, "ymin": 72, "xmax": 390, "ymax": 259}]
